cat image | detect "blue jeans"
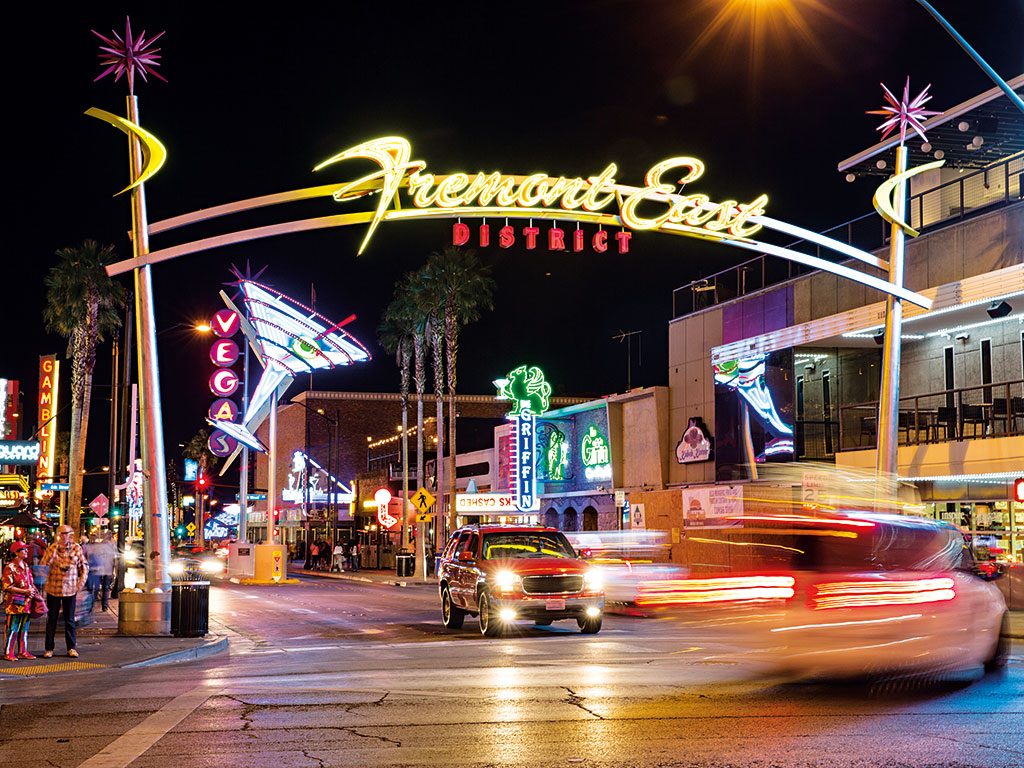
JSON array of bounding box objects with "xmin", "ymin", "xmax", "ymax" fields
[{"xmin": 44, "ymin": 594, "xmax": 77, "ymax": 652}]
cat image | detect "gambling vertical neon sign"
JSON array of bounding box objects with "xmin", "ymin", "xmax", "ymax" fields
[{"xmin": 36, "ymin": 355, "xmax": 60, "ymax": 487}]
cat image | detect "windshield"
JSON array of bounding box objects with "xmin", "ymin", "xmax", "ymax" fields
[{"xmin": 481, "ymin": 532, "xmax": 577, "ymax": 560}]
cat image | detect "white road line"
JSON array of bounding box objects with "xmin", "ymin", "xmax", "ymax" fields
[{"xmin": 76, "ymin": 686, "xmax": 211, "ymax": 768}]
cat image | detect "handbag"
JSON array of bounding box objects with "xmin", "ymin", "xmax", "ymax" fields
[{"xmin": 28, "ymin": 593, "xmax": 48, "ymax": 620}]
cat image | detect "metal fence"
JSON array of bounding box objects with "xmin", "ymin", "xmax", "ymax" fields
[{"xmin": 838, "ymin": 378, "xmax": 1024, "ymax": 451}]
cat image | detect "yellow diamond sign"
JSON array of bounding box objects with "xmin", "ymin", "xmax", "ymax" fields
[{"xmin": 412, "ymin": 487, "xmax": 436, "ymax": 512}]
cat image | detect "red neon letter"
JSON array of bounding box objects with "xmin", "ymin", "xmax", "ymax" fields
[
  {"xmin": 499, "ymin": 225, "xmax": 515, "ymax": 248},
  {"xmin": 479, "ymin": 223, "xmax": 490, "ymax": 247},
  {"xmin": 523, "ymin": 227, "xmax": 540, "ymax": 250},
  {"xmin": 548, "ymin": 227, "xmax": 566, "ymax": 251},
  {"xmin": 592, "ymin": 230, "xmax": 608, "ymax": 253},
  {"xmin": 615, "ymin": 230, "xmax": 632, "ymax": 254},
  {"xmin": 573, "ymin": 228, "xmax": 585, "ymax": 252},
  {"xmin": 452, "ymin": 222, "xmax": 470, "ymax": 246}
]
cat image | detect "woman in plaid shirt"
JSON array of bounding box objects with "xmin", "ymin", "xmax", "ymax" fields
[{"xmin": 40, "ymin": 525, "xmax": 88, "ymax": 658}]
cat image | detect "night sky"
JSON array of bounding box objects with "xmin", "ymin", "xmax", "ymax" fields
[{"xmin": 7, "ymin": 1, "xmax": 1021, "ymax": 492}]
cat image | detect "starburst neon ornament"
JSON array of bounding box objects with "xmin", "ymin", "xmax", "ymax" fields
[
  {"xmin": 92, "ymin": 17, "xmax": 167, "ymax": 94},
  {"xmin": 867, "ymin": 78, "xmax": 942, "ymax": 145}
]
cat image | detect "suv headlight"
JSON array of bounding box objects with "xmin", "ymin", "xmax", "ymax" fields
[
  {"xmin": 168, "ymin": 560, "xmax": 185, "ymax": 577},
  {"xmin": 584, "ymin": 569, "xmax": 604, "ymax": 593},
  {"xmin": 200, "ymin": 559, "xmax": 224, "ymax": 574},
  {"xmin": 493, "ymin": 570, "xmax": 521, "ymax": 592}
]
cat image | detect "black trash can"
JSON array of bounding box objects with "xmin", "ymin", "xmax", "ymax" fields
[
  {"xmin": 396, "ymin": 552, "xmax": 414, "ymax": 578},
  {"xmin": 171, "ymin": 580, "xmax": 210, "ymax": 637}
]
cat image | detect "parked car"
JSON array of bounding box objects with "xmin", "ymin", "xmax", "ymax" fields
[{"xmin": 437, "ymin": 524, "xmax": 605, "ymax": 636}]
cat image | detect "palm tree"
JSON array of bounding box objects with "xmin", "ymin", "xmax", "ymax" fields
[
  {"xmin": 422, "ymin": 247, "xmax": 495, "ymax": 533},
  {"xmin": 43, "ymin": 240, "xmax": 126, "ymax": 532},
  {"xmin": 183, "ymin": 429, "xmax": 219, "ymax": 547},
  {"xmin": 378, "ymin": 298, "xmax": 414, "ymax": 549},
  {"xmin": 415, "ymin": 274, "xmax": 446, "ymax": 544}
]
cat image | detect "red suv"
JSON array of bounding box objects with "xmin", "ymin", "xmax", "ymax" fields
[{"xmin": 438, "ymin": 524, "xmax": 605, "ymax": 636}]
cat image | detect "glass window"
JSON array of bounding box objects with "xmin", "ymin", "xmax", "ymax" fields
[{"xmin": 481, "ymin": 531, "xmax": 576, "ymax": 560}]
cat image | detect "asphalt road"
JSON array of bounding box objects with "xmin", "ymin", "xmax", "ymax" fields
[{"xmin": 1, "ymin": 576, "xmax": 1022, "ymax": 768}]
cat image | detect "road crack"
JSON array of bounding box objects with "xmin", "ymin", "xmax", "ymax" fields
[
  {"xmin": 562, "ymin": 687, "xmax": 605, "ymax": 720},
  {"xmin": 222, "ymin": 694, "xmax": 257, "ymax": 731},
  {"xmin": 302, "ymin": 749, "xmax": 328, "ymax": 768},
  {"xmin": 341, "ymin": 726, "xmax": 402, "ymax": 747}
]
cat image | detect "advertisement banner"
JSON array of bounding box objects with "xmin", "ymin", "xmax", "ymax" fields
[{"xmin": 681, "ymin": 485, "xmax": 744, "ymax": 529}]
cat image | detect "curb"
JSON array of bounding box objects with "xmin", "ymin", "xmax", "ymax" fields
[
  {"xmin": 293, "ymin": 569, "xmax": 436, "ymax": 588},
  {"xmin": 119, "ymin": 634, "xmax": 229, "ymax": 669}
]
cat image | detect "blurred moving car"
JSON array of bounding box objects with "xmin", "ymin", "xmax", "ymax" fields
[
  {"xmin": 438, "ymin": 524, "xmax": 605, "ymax": 636},
  {"xmin": 639, "ymin": 511, "xmax": 1008, "ymax": 679},
  {"xmin": 168, "ymin": 547, "xmax": 225, "ymax": 579}
]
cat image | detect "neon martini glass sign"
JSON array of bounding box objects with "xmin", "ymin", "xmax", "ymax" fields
[{"xmin": 207, "ymin": 279, "xmax": 370, "ymax": 454}]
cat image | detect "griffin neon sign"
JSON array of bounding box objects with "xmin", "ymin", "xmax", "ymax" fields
[{"xmin": 496, "ymin": 366, "xmax": 551, "ymax": 513}]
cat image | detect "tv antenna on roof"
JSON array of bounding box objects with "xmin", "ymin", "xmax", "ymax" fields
[{"xmin": 612, "ymin": 329, "xmax": 643, "ymax": 391}]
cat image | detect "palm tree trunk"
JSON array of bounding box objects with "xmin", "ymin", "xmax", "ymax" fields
[
  {"xmin": 413, "ymin": 332, "xmax": 426, "ymax": 563},
  {"xmin": 429, "ymin": 324, "xmax": 445, "ymax": 547},
  {"xmin": 399, "ymin": 342, "xmax": 411, "ymax": 553},
  {"xmin": 444, "ymin": 306, "xmax": 459, "ymax": 537},
  {"xmin": 66, "ymin": 328, "xmax": 88, "ymax": 532}
]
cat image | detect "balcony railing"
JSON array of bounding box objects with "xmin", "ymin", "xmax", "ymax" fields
[
  {"xmin": 672, "ymin": 153, "xmax": 1024, "ymax": 319},
  {"xmin": 838, "ymin": 379, "xmax": 1024, "ymax": 451}
]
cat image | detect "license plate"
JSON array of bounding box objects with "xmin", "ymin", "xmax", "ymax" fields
[{"xmin": 545, "ymin": 599, "xmax": 566, "ymax": 611}]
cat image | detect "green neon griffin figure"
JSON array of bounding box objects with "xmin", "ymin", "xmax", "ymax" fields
[{"xmin": 497, "ymin": 365, "xmax": 552, "ymax": 416}]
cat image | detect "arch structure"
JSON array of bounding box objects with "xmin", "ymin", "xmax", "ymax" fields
[{"xmin": 89, "ymin": 119, "xmax": 931, "ymax": 309}]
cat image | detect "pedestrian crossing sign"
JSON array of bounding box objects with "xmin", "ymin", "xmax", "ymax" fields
[
  {"xmin": 186, "ymin": 522, "xmax": 196, "ymax": 534},
  {"xmin": 412, "ymin": 487, "xmax": 436, "ymax": 512},
  {"xmin": 416, "ymin": 513, "xmax": 433, "ymax": 523}
]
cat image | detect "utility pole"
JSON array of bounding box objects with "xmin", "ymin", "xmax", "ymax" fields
[{"xmin": 612, "ymin": 329, "xmax": 643, "ymax": 391}]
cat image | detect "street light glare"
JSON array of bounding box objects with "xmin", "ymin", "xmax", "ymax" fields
[{"xmin": 195, "ymin": 322, "xmax": 212, "ymax": 333}]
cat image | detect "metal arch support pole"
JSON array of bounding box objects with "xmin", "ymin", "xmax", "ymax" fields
[
  {"xmin": 127, "ymin": 95, "xmax": 172, "ymax": 593},
  {"xmin": 876, "ymin": 146, "xmax": 909, "ymax": 480},
  {"xmin": 914, "ymin": 0, "xmax": 1024, "ymax": 117},
  {"xmin": 268, "ymin": 388, "xmax": 279, "ymax": 544}
]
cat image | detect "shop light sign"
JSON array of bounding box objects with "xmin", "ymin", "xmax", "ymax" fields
[
  {"xmin": 496, "ymin": 365, "xmax": 551, "ymax": 513},
  {"xmin": 0, "ymin": 440, "xmax": 41, "ymax": 465},
  {"xmin": 36, "ymin": 355, "xmax": 59, "ymax": 486},
  {"xmin": 581, "ymin": 425, "xmax": 611, "ymax": 482}
]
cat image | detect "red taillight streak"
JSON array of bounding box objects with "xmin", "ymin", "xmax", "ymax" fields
[
  {"xmin": 812, "ymin": 577, "xmax": 956, "ymax": 610},
  {"xmin": 635, "ymin": 576, "xmax": 796, "ymax": 606}
]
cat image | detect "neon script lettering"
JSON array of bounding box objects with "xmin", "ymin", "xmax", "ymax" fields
[{"xmin": 315, "ymin": 137, "xmax": 767, "ymax": 255}]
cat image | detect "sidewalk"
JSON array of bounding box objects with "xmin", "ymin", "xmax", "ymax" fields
[
  {"xmin": 291, "ymin": 565, "xmax": 437, "ymax": 588},
  {"xmin": 1008, "ymin": 610, "xmax": 1024, "ymax": 639},
  {"xmin": 0, "ymin": 597, "xmax": 228, "ymax": 679}
]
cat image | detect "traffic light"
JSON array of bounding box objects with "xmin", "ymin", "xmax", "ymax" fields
[
  {"xmin": 196, "ymin": 471, "xmax": 209, "ymax": 490},
  {"xmin": 1014, "ymin": 478, "xmax": 1024, "ymax": 504},
  {"xmin": 175, "ymin": 524, "xmax": 186, "ymax": 539},
  {"xmin": 272, "ymin": 508, "xmax": 280, "ymax": 539}
]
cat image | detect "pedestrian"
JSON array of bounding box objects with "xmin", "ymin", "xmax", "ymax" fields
[
  {"xmin": 40, "ymin": 525, "xmax": 89, "ymax": 658},
  {"xmin": 317, "ymin": 540, "xmax": 329, "ymax": 570},
  {"xmin": 332, "ymin": 540, "xmax": 344, "ymax": 572},
  {"xmin": 309, "ymin": 541, "xmax": 319, "ymax": 570},
  {"xmin": 3, "ymin": 541, "xmax": 38, "ymax": 661},
  {"xmin": 87, "ymin": 533, "xmax": 116, "ymax": 612},
  {"xmin": 349, "ymin": 540, "xmax": 360, "ymax": 572}
]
